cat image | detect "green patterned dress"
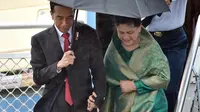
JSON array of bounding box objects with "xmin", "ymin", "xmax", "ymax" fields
[{"xmin": 102, "ymin": 27, "xmax": 170, "ymax": 112}]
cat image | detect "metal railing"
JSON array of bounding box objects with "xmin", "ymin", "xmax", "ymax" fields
[
  {"xmin": 175, "ymin": 15, "xmax": 200, "ymax": 112},
  {"xmin": 0, "ymin": 52, "xmax": 45, "ymax": 112}
]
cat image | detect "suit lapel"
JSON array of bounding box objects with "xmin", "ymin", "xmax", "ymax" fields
[{"xmin": 48, "ymin": 26, "xmax": 63, "ymax": 59}]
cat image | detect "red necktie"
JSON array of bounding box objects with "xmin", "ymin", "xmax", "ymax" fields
[{"xmin": 62, "ymin": 33, "xmax": 73, "ymax": 106}]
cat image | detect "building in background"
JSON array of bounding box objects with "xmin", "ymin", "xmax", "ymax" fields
[{"xmin": 0, "ymin": 0, "xmax": 89, "ymax": 53}]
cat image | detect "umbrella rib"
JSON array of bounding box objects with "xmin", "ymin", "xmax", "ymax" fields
[
  {"xmin": 73, "ymin": 0, "xmax": 76, "ymax": 9},
  {"xmin": 103, "ymin": 0, "xmax": 108, "ymax": 13},
  {"xmin": 135, "ymin": 0, "xmax": 142, "ymax": 18}
]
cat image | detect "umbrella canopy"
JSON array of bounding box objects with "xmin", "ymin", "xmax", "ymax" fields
[{"xmin": 49, "ymin": 0, "xmax": 169, "ymax": 18}]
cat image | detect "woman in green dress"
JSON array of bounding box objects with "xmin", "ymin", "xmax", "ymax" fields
[{"xmin": 88, "ymin": 16, "xmax": 170, "ymax": 112}]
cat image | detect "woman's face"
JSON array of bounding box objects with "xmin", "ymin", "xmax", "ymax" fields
[{"xmin": 116, "ymin": 24, "xmax": 141, "ymax": 48}]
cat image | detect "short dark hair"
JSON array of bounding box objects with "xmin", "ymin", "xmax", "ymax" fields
[
  {"xmin": 113, "ymin": 16, "xmax": 141, "ymax": 27},
  {"xmin": 50, "ymin": 1, "xmax": 65, "ymax": 13}
]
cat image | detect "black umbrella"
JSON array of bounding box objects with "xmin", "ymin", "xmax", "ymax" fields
[{"xmin": 49, "ymin": 0, "xmax": 169, "ymax": 18}]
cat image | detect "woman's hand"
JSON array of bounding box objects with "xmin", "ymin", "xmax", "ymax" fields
[
  {"xmin": 120, "ymin": 80, "xmax": 136, "ymax": 93},
  {"xmin": 87, "ymin": 92, "xmax": 98, "ymax": 111}
]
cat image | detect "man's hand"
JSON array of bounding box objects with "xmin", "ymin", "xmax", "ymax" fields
[
  {"xmin": 57, "ymin": 50, "xmax": 75, "ymax": 69},
  {"xmin": 120, "ymin": 80, "xmax": 136, "ymax": 93},
  {"xmin": 87, "ymin": 92, "xmax": 98, "ymax": 112}
]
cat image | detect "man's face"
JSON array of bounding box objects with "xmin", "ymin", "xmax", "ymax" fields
[{"xmin": 51, "ymin": 6, "xmax": 74, "ymax": 33}]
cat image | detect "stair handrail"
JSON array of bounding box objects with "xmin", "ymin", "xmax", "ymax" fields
[{"xmin": 175, "ymin": 15, "xmax": 200, "ymax": 112}]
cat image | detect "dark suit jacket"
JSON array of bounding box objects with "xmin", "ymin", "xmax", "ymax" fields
[{"xmin": 30, "ymin": 22, "xmax": 106, "ymax": 112}]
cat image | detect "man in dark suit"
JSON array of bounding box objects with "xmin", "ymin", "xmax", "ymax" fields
[{"xmin": 30, "ymin": 2, "xmax": 106, "ymax": 112}]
